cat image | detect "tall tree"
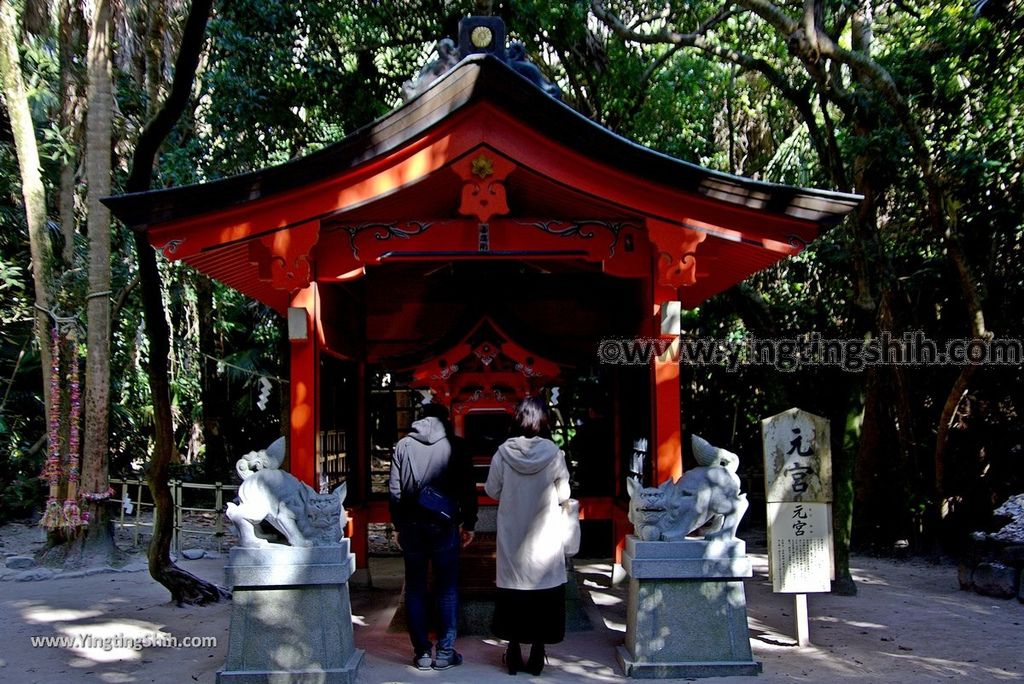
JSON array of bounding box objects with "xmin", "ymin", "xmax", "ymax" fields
[
  {"xmin": 0, "ymin": 2, "xmax": 54, "ymax": 438},
  {"xmin": 58, "ymin": 0, "xmax": 86, "ymax": 267},
  {"xmin": 590, "ymin": 0, "xmax": 1002, "ymax": 587},
  {"xmin": 123, "ymin": 0, "xmax": 225, "ymax": 604},
  {"xmin": 79, "ymin": 0, "xmax": 116, "ymax": 558}
]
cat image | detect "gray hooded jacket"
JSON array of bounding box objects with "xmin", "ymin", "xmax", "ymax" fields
[
  {"xmin": 485, "ymin": 436, "xmax": 571, "ymax": 590},
  {"xmin": 388, "ymin": 416, "xmax": 450, "ymax": 523}
]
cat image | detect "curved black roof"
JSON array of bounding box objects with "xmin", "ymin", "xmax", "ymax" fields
[{"xmin": 103, "ymin": 54, "xmax": 860, "ymax": 229}]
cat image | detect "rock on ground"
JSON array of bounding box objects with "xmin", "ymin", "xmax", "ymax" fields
[
  {"xmin": 4, "ymin": 556, "xmax": 36, "ymax": 570},
  {"xmin": 972, "ymin": 562, "xmax": 1020, "ymax": 599},
  {"xmin": 992, "ymin": 493, "xmax": 1024, "ymax": 543}
]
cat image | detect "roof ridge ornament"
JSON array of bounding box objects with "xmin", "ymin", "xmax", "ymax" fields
[{"xmin": 402, "ymin": 16, "xmax": 561, "ymax": 102}]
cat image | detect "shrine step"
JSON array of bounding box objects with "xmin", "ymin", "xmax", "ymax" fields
[
  {"xmin": 385, "ymin": 555, "xmax": 593, "ymax": 636},
  {"xmin": 459, "ymin": 531, "xmax": 497, "ymax": 598}
]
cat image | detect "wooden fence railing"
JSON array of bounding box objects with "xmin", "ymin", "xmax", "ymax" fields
[{"xmin": 110, "ymin": 477, "xmax": 238, "ymax": 554}]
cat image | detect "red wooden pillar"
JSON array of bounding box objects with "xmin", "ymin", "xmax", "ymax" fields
[
  {"xmin": 351, "ymin": 362, "xmax": 369, "ymax": 570},
  {"xmin": 356, "ymin": 362, "xmax": 368, "ymax": 502},
  {"xmin": 288, "ymin": 284, "xmax": 319, "ymax": 488},
  {"xmin": 645, "ymin": 218, "xmax": 700, "ymax": 488},
  {"xmin": 612, "ymin": 368, "xmax": 627, "ymax": 565},
  {"xmin": 650, "ymin": 294, "xmax": 683, "ymax": 485}
]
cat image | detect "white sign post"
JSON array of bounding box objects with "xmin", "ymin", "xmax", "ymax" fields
[{"xmin": 761, "ymin": 408, "xmax": 834, "ymax": 646}]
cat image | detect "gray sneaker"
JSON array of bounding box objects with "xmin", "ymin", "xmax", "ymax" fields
[
  {"xmin": 414, "ymin": 651, "xmax": 433, "ymax": 670},
  {"xmin": 433, "ymin": 651, "xmax": 463, "ymax": 670}
]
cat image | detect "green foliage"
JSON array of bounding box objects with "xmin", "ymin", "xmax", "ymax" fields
[
  {"xmin": 1, "ymin": 0, "xmax": 1021, "ymax": 548},
  {"xmin": 0, "ymin": 304, "xmax": 43, "ymax": 521},
  {"xmin": 0, "ymin": 129, "xmax": 45, "ymax": 521},
  {"xmin": 191, "ymin": 1, "xmax": 458, "ymax": 176}
]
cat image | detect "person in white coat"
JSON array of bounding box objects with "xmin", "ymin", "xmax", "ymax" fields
[{"xmin": 485, "ymin": 396, "xmax": 571, "ymax": 676}]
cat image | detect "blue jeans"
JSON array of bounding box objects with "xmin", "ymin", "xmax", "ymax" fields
[{"xmin": 400, "ymin": 520, "xmax": 460, "ymax": 657}]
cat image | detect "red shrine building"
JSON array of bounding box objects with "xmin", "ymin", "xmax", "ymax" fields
[{"xmin": 106, "ymin": 17, "xmax": 858, "ymax": 568}]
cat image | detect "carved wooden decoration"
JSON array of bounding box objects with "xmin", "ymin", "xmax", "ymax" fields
[
  {"xmin": 156, "ymin": 238, "xmax": 186, "ymax": 258},
  {"xmin": 647, "ymin": 218, "xmax": 707, "ymax": 291},
  {"xmin": 452, "ymin": 149, "xmax": 516, "ymax": 222},
  {"xmin": 344, "ymin": 221, "xmax": 433, "ymax": 260},
  {"xmin": 248, "ymin": 220, "xmax": 320, "ymax": 291},
  {"xmin": 408, "ymin": 318, "xmax": 561, "ymax": 408},
  {"xmin": 516, "ymin": 220, "xmax": 639, "ymax": 258}
]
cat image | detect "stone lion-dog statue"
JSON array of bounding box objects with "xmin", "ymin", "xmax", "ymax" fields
[
  {"xmin": 226, "ymin": 437, "xmax": 348, "ymax": 547},
  {"xmin": 627, "ymin": 434, "xmax": 748, "ymax": 542}
]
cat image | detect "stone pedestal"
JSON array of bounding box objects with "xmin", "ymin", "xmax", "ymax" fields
[
  {"xmin": 217, "ymin": 542, "xmax": 364, "ymax": 684},
  {"xmin": 616, "ymin": 536, "xmax": 761, "ymax": 678}
]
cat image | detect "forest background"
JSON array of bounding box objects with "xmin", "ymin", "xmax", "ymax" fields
[{"xmin": 0, "ymin": 0, "xmax": 1021, "ymax": 600}]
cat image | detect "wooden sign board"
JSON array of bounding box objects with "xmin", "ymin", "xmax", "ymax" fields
[
  {"xmin": 767, "ymin": 501, "xmax": 833, "ymax": 593},
  {"xmin": 762, "ymin": 408, "xmax": 832, "ymax": 503},
  {"xmin": 763, "ymin": 408, "xmax": 835, "ymax": 597}
]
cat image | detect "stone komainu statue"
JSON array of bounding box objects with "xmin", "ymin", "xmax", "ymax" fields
[
  {"xmin": 226, "ymin": 437, "xmax": 348, "ymax": 548},
  {"xmin": 402, "ymin": 38, "xmax": 460, "ymax": 100},
  {"xmin": 627, "ymin": 435, "xmax": 749, "ymax": 542},
  {"xmin": 506, "ymin": 41, "xmax": 561, "ymax": 99},
  {"xmin": 401, "ymin": 35, "xmax": 562, "ymax": 102}
]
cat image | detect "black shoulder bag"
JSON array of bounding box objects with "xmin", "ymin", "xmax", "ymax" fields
[{"xmin": 409, "ymin": 455, "xmax": 458, "ymax": 523}]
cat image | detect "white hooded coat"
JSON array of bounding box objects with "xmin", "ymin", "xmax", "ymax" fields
[{"xmin": 485, "ymin": 436, "xmax": 571, "ymax": 590}]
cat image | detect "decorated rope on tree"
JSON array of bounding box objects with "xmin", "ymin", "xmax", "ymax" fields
[
  {"xmin": 81, "ymin": 487, "xmax": 114, "ymax": 503},
  {"xmin": 63, "ymin": 330, "xmax": 83, "ymax": 529},
  {"xmin": 40, "ymin": 327, "xmax": 65, "ymax": 530}
]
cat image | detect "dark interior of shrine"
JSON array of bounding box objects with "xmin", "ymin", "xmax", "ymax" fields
[
  {"xmin": 316, "ymin": 258, "xmax": 653, "ymax": 543},
  {"xmin": 319, "ymin": 260, "xmax": 648, "ymax": 363}
]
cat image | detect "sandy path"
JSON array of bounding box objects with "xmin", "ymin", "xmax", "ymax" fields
[{"xmin": 1, "ymin": 523, "xmax": 1021, "ymax": 683}]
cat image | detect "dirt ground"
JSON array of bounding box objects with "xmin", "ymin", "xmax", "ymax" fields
[{"xmin": 1, "ymin": 520, "xmax": 1022, "ymax": 683}]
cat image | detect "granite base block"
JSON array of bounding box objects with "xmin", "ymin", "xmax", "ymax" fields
[
  {"xmin": 625, "ymin": 577, "xmax": 755, "ymax": 663},
  {"xmin": 617, "ymin": 646, "xmax": 762, "ymax": 679},
  {"xmin": 620, "ymin": 536, "xmax": 759, "ymax": 679},
  {"xmin": 225, "ymin": 543, "xmax": 356, "ymax": 587},
  {"xmin": 623, "ymin": 536, "xmax": 752, "ymax": 579},
  {"xmin": 217, "ymin": 649, "xmax": 363, "ymax": 684},
  {"xmin": 218, "ymin": 543, "xmax": 362, "ymax": 684}
]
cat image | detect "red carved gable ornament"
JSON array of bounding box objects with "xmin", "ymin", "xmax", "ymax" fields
[{"xmin": 452, "ymin": 149, "xmax": 516, "ymax": 222}]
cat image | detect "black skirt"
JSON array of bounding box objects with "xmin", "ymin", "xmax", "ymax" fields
[{"xmin": 492, "ymin": 584, "xmax": 566, "ymax": 644}]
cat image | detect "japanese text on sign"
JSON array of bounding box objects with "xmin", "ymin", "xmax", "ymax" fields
[
  {"xmin": 763, "ymin": 408, "xmax": 834, "ymax": 595},
  {"xmin": 762, "ymin": 408, "xmax": 832, "ymax": 504},
  {"xmin": 767, "ymin": 501, "xmax": 832, "ymax": 593}
]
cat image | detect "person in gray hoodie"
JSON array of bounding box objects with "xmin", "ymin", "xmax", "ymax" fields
[
  {"xmin": 389, "ymin": 405, "xmax": 477, "ymax": 671},
  {"xmin": 485, "ymin": 396, "xmax": 572, "ymax": 676}
]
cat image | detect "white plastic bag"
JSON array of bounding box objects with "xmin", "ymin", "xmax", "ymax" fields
[{"xmin": 562, "ymin": 498, "xmax": 581, "ymax": 557}]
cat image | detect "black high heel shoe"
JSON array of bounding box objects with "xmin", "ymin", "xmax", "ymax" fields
[
  {"xmin": 503, "ymin": 642, "xmax": 523, "ymax": 675},
  {"xmin": 525, "ymin": 643, "xmax": 546, "ymax": 676}
]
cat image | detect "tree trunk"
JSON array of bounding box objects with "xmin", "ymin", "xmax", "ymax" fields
[
  {"xmin": 831, "ymin": 377, "xmax": 862, "ymax": 596},
  {"xmin": 196, "ymin": 274, "xmax": 230, "ymax": 480},
  {"xmin": 58, "ymin": 0, "xmax": 85, "ymax": 266},
  {"xmin": 136, "ymin": 229, "xmax": 226, "ymax": 604},
  {"xmin": 0, "ymin": 3, "xmax": 55, "ymax": 432},
  {"xmin": 934, "ymin": 365, "xmax": 976, "ymax": 515},
  {"xmin": 145, "ymin": 0, "xmax": 166, "ymax": 109},
  {"xmin": 23, "ymin": 0, "xmax": 49, "ymax": 36},
  {"xmin": 80, "ymin": 0, "xmax": 115, "ymax": 559},
  {"xmin": 58, "ymin": 166, "xmax": 77, "ymax": 265},
  {"xmin": 123, "ymin": 0, "xmax": 224, "ymax": 605}
]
